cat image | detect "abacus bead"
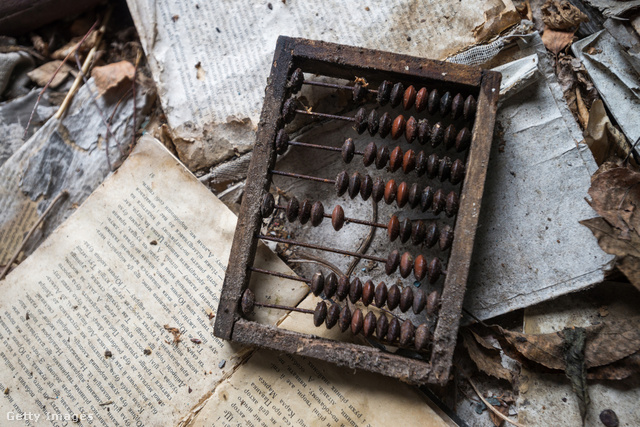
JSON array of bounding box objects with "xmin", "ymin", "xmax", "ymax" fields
[
  {"xmin": 450, "ymin": 159, "xmax": 465, "ymax": 184},
  {"xmin": 384, "ymin": 180, "xmax": 397, "ymax": 205},
  {"xmin": 427, "ymin": 290, "xmax": 440, "ymax": 316},
  {"xmin": 299, "ymin": 199, "xmax": 312, "ymax": 224},
  {"xmin": 396, "ymin": 182, "xmax": 409, "ymax": 208},
  {"xmin": 415, "ymin": 324, "xmax": 430, "ymax": 350},
  {"xmin": 403, "ymin": 85, "xmax": 417, "ymax": 110},
  {"xmin": 289, "ymin": 68, "xmax": 304, "ymax": 93},
  {"xmin": 387, "ymin": 284, "xmax": 401, "ymax": 310},
  {"xmin": 431, "ymin": 122, "xmax": 444, "ymax": 147},
  {"xmin": 354, "ymin": 107, "xmax": 368, "ymax": 134},
  {"xmin": 363, "ymin": 142, "xmax": 377, "ymax": 166},
  {"xmin": 425, "ymin": 223, "xmax": 439, "ymax": 247},
  {"xmin": 444, "ymin": 124, "xmax": 457, "ymax": 150},
  {"xmin": 415, "ymin": 87, "xmax": 428, "ymax": 112},
  {"xmin": 351, "ymin": 309, "xmax": 364, "ymax": 335},
  {"xmin": 363, "ymin": 311, "xmax": 376, "ymax": 337},
  {"xmin": 377, "ymin": 80, "xmax": 392, "ymax": 105},
  {"xmin": 390, "ymin": 82, "xmax": 404, "ymax": 107},
  {"xmin": 360, "ymin": 175, "xmax": 373, "ymax": 201},
  {"xmin": 385, "ymin": 250, "xmax": 400, "ymax": 275},
  {"xmin": 400, "ymin": 252, "xmax": 413, "ymax": 278},
  {"xmin": 399, "ymin": 218, "xmax": 412, "ymax": 243},
  {"xmin": 464, "ymin": 95, "xmax": 477, "ymax": 120},
  {"xmin": 349, "ymin": 278, "xmax": 362, "ymax": 304},
  {"xmin": 353, "ymin": 83, "xmax": 368, "ymax": 102},
  {"xmin": 445, "ymin": 191, "xmax": 459, "ymax": 217},
  {"xmin": 412, "ymin": 220, "xmax": 426, "ymax": 245},
  {"xmin": 275, "ymin": 129, "xmax": 289, "ymax": 154},
  {"xmin": 405, "ymin": 116, "xmax": 418, "ymax": 143},
  {"xmin": 415, "ymin": 151, "xmax": 428, "ymax": 176},
  {"xmin": 387, "ymin": 318, "xmax": 401, "ymax": 342},
  {"xmin": 375, "ymin": 145, "xmax": 390, "ymax": 169},
  {"xmin": 440, "ymin": 91, "xmax": 452, "ymax": 116},
  {"xmin": 387, "ymin": 215, "xmax": 400, "ymax": 242},
  {"xmin": 427, "ymin": 154, "xmax": 439, "ymax": 178},
  {"xmin": 313, "ymin": 302, "xmax": 327, "ymax": 326},
  {"xmin": 417, "ymin": 120, "xmax": 430, "ymax": 145},
  {"xmin": 389, "ymin": 146, "xmax": 403, "ymax": 172},
  {"xmin": 348, "ymin": 172, "xmax": 361, "ymax": 199},
  {"xmin": 379, "ymin": 112, "xmax": 392, "ymax": 138},
  {"xmin": 402, "ymin": 150, "xmax": 416, "ymax": 174},
  {"xmin": 438, "ymin": 157, "xmax": 452, "ymax": 182},
  {"xmin": 362, "ymin": 280, "xmax": 374, "ymax": 306},
  {"xmin": 439, "ymin": 225, "xmax": 454, "ymax": 250},
  {"xmin": 399, "ymin": 286, "xmax": 413, "ymax": 312},
  {"xmin": 324, "ymin": 273, "xmax": 338, "ymax": 298},
  {"xmin": 335, "ymin": 171, "xmax": 349, "ymax": 196},
  {"xmin": 339, "ymin": 305, "xmax": 352, "ymax": 332},
  {"xmin": 331, "ymin": 205, "xmax": 345, "ymax": 231},
  {"xmin": 452, "ymin": 93, "xmax": 464, "ymax": 119},
  {"xmin": 337, "ymin": 276, "xmax": 350, "ymax": 301},
  {"xmin": 311, "ymin": 272, "xmax": 324, "ymax": 296},
  {"xmin": 372, "ymin": 177, "xmax": 385, "ymax": 202},
  {"xmin": 456, "ymin": 127, "xmax": 471, "ymax": 152},
  {"xmin": 413, "ymin": 289, "xmax": 426, "ymax": 314},
  {"xmin": 282, "ymin": 98, "xmax": 298, "ymax": 123},
  {"xmin": 376, "ymin": 315, "xmax": 389, "ymax": 339},
  {"xmin": 367, "ymin": 109, "xmax": 379, "ymax": 136},
  {"xmin": 326, "ymin": 304, "xmax": 340, "ymax": 329},
  {"xmin": 427, "ymin": 89, "xmax": 440, "ymax": 114},
  {"xmin": 408, "ymin": 183, "xmax": 421, "ymax": 208},
  {"xmin": 414, "ymin": 255, "xmax": 428, "ymax": 281},
  {"xmin": 391, "ymin": 115, "xmax": 406, "ymax": 140},
  {"xmin": 341, "ymin": 138, "xmax": 355, "ymax": 163},
  {"xmin": 420, "ymin": 186, "xmax": 434, "ymax": 212},
  {"xmin": 428, "ymin": 258, "xmax": 443, "ymax": 284},
  {"xmin": 241, "ymin": 289, "xmax": 255, "ymax": 315},
  {"xmin": 286, "ymin": 197, "xmax": 299, "ymax": 222},
  {"xmin": 311, "ymin": 201, "xmax": 324, "ymax": 226},
  {"xmin": 260, "ymin": 193, "xmax": 275, "ymax": 217},
  {"xmin": 399, "ymin": 320, "xmax": 415, "ymax": 347},
  {"xmin": 375, "ymin": 282, "xmax": 388, "ymax": 307},
  {"xmin": 433, "ymin": 189, "xmax": 446, "ymax": 215}
]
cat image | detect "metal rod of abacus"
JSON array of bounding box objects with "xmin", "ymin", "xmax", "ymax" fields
[
  {"xmin": 294, "ymin": 109, "xmax": 356, "ymax": 122},
  {"xmin": 270, "ymin": 169, "xmax": 336, "ymax": 185},
  {"xmin": 272, "ymin": 204, "xmax": 386, "ymax": 229},
  {"xmin": 302, "ymin": 80, "xmax": 378, "ymax": 94},
  {"xmin": 287, "ymin": 140, "xmax": 363, "ymax": 156},
  {"xmin": 249, "ymin": 267, "xmax": 310, "ymax": 283},
  {"xmin": 257, "ymin": 234, "xmax": 387, "ymax": 263},
  {"xmin": 255, "ymin": 301, "xmax": 315, "ymax": 315}
]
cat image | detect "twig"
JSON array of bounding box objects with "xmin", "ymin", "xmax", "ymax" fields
[
  {"xmin": 466, "ymin": 376, "xmax": 525, "ymax": 427},
  {"xmin": 0, "ymin": 191, "xmax": 69, "ymax": 280},
  {"xmin": 130, "ymin": 48, "xmax": 142, "ymax": 153}
]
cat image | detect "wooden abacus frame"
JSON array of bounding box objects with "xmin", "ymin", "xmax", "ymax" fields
[{"xmin": 214, "ymin": 36, "xmax": 501, "ymax": 385}]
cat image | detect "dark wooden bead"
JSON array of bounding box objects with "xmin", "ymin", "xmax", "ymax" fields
[
  {"xmin": 402, "ymin": 149, "xmax": 416, "ymax": 174},
  {"xmin": 375, "ymin": 282, "xmax": 388, "ymax": 308},
  {"xmin": 275, "ymin": 129, "xmax": 289, "ymax": 154},
  {"xmin": 387, "ymin": 215, "xmax": 400, "ymax": 242},
  {"xmin": 363, "ymin": 311, "xmax": 376, "ymax": 337},
  {"xmin": 288, "ymin": 68, "xmax": 304, "ymax": 93},
  {"xmin": 342, "ymin": 138, "xmax": 355, "ymax": 163},
  {"xmin": 367, "ymin": 109, "xmax": 379, "ymax": 136},
  {"xmin": 399, "ymin": 320, "xmax": 415, "ymax": 347},
  {"xmin": 413, "ymin": 289, "xmax": 426, "ymax": 314},
  {"xmin": 384, "ymin": 179, "xmax": 397, "ymax": 205},
  {"xmin": 399, "ymin": 218, "xmax": 412, "ymax": 243},
  {"xmin": 450, "ymin": 159, "xmax": 465, "ymax": 184},
  {"xmin": 379, "ymin": 112, "xmax": 392, "ymax": 138},
  {"xmin": 396, "ymin": 182, "xmax": 409, "ymax": 208},
  {"xmin": 389, "ymin": 146, "xmax": 403, "ymax": 172},
  {"xmin": 425, "ymin": 223, "xmax": 439, "ymax": 247},
  {"xmin": 362, "ymin": 280, "xmax": 374, "ymax": 306},
  {"xmin": 415, "ymin": 87, "xmax": 428, "ymax": 112},
  {"xmin": 260, "ymin": 193, "xmax": 275, "ymax": 217},
  {"xmin": 351, "ymin": 309, "xmax": 364, "ymax": 335},
  {"xmin": 432, "ymin": 189, "xmax": 446, "ymax": 215},
  {"xmin": 375, "ymin": 145, "xmax": 389, "ymax": 169},
  {"xmin": 417, "ymin": 120, "xmax": 430, "ymax": 145},
  {"xmin": 282, "ymin": 98, "xmax": 299, "ymax": 123},
  {"xmin": 420, "ymin": 186, "xmax": 434, "ymax": 212},
  {"xmin": 405, "ymin": 116, "xmax": 418, "ymax": 143},
  {"xmin": 438, "ymin": 157, "xmax": 452, "ymax": 182},
  {"xmin": 427, "ymin": 89, "xmax": 439, "ymax": 115},
  {"xmin": 445, "ymin": 191, "xmax": 459, "ymax": 217},
  {"xmin": 360, "ymin": 174, "xmax": 373, "ymax": 201},
  {"xmin": 390, "ymin": 82, "xmax": 404, "ymax": 107},
  {"xmin": 399, "ymin": 286, "xmax": 413, "ymax": 312},
  {"xmin": 324, "ymin": 273, "xmax": 338, "ymax": 298},
  {"xmin": 452, "ymin": 93, "xmax": 464, "ymax": 119},
  {"xmin": 349, "ymin": 278, "xmax": 363, "ymax": 304},
  {"xmin": 444, "ymin": 124, "xmax": 457, "ymax": 150},
  {"xmin": 314, "ymin": 301, "xmax": 327, "ymax": 326},
  {"xmin": 456, "ymin": 127, "xmax": 471, "ymax": 152},
  {"xmin": 299, "ymin": 199, "xmax": 312, "ymax": 224},
  {"xmin": 331, "ymin": 205, "xmax": 345, "ymax": 231},
  {"xmin": 415, "ymin": 151, "xmax": 427, "ymax": 176},
  {"xmin": 372, "ymin": 177, "xmax": 385, "ymax": 203},
  {"xmin": 387, "ymin": 317, "xmax": 401, "ymax": 342},
  {"xmin": 414, "ymin": 255, "xmax": 427, "ymax": 281},
  {"xmin": 412, "ymin": 220, "xmax": 426, "ymax": 245},
  {"xmin": 408, "ymin": 183, "xmax": 421, "ymax": 208},
  {"xmin": 335, "ymin": 171, "xmax": 349, "ymax": 196},
  {"xmin": 339, "ymin": 305, "xmax": 352, "ymax": 332},
  {"xmin": 403, "ymin": 85, "xmax": 417, "ymax": 110},
  {"xmin": 399, "ymin": 252, "xmax": 413, "ymax": 278},
  {"xmin": 387, "ymin": 284, "xmax": 400, "ymax": 310},
  {"xmin": 464, "ymin": 95, "xmax": 477, "ymax": 120},
  {"xmin": 286, "ymin": 197, "xmax": 299, "ymax": 222},
  {"xmin": 376, "ymin": 314, "xmax": 389, "ymax": 339},
  {"xmin": 439, "ymin": 225, "xmax": 454, "ymax": 250},
  {"xmin": 354, "ymin": 107, "xmax": 368, "ymax": 134},
  {"xmin": 391, "ymin": 115, "xmax": 406, "ymax": 140},
  {"xmin": 353, "ymin": 82, "xmax": 368, "ymax": 103},
  {"xmin": 430, "ymin": 122, "xmax": 444, "ymax": 147},
  {"xmin": 240, "ymin": 289, "xmax": 255, "ymax": 315},
  {"xmin": 362, "ymin": 141, "xmax": 377, "ymax": 166},
  {"xmin": 427, "ymin": 258, "xmax": 443, "ymax": 284},
  {"xmin": 439, "ymin": 91, "xmax": 452, "ymax": 116},
  {"xmin": 377, "ymin": 80, "xmax": 392, "ymax": 106},
  {"xmin": 337, "ymin": 276, "xmax": 350, "ymax": 300},
  {"xmin": 426, "ymin": 290, "xmax": 440, "ymax": 316},
  {"xmin": 326, "ymin": 303, "xmax": 340, "ymax": 329},
  {"xmin": 311, "ymin": 201, "xmax": 324, "ymax": 226},
  {"xmin": 415, "ymin": 324, "xmax": 430, "ymax": 350},
  {"xmin": 385, "ymin": 250, "xmax": 400, "ymax": 275},
  {"xmin": 311, "ymin": 272, "xmax": 324, "ymax": 296},
  {"xmin": 348, "ymin": 172, "xmax": 361, "ymax": 199},
  {"xmin": 427, "ymin": 153, "xmax": 439, "ymax": 178}
]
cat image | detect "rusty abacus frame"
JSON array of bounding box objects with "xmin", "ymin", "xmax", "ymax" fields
[{"xmin": 214, "ymin": 36, "xmax": 501, "ymax": 385}]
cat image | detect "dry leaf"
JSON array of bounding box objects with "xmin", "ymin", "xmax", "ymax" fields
[
  {"xmin": 91, "ymin": 61, "xmax": 135, "ymax": 96},
  {"xmin": 584, "ymin": 101, "xmax": 632, "ymax": 165},
  {"xmin": 587, "ymin": 351, "xmax": 640, "ymax": 380},
  {"xmin": 542, "ymin": 28, "xmax": 575, "ymax": 55},
  {"xmin": 27, "ymin": 60, "xmax": 73, "ymax": 88},
  {"xmin": 462, "ymin": 330, "xmax": 514, "ymax": 382},
  {"xmin": 541, "ymin": 0, "xmax": 589, "ymax": 30}
]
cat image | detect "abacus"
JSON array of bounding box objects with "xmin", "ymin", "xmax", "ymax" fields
[{"xmin": 214, "ymin": 36, "xmax": 501, "ymax": 385}]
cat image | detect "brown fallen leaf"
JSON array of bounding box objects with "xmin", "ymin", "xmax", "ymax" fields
[
  {"xmin": 542, "ymin": 28, "xmax": 575, "ymax": 55},
  {"xmin": 541, "ymin": 0, "xmax": 588, "ymax": 30},
  {"xmin": 91, "ymin": 61, "xmax": 135, "ymax": 96},
  {"xmin": 462, "ymin": 330, "xmax": 514, "ymax": 382},
  {"xmin": 587, "ymin": 351, "xmax": 640, "ymax": 380},
  {"xmin": 27, "ymin": 60, "xmax": 73, "ymax": 89}
]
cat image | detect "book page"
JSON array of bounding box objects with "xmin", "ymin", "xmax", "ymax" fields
[{"xmin": 0, "ymin": 136, "xmax": 307, "ymax": 425}]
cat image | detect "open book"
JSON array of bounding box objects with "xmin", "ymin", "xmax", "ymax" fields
[{"xmin": 0, "ymin": 136, "xmax": 453, "ymax": 426}]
